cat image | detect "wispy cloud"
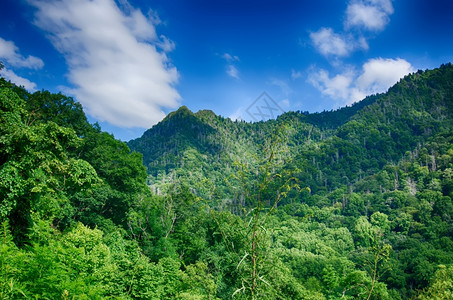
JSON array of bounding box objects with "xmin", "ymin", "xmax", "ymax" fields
[
  {"xmin": 222, "ymin": 53, "xmax": 240, "ymax": 62},
  {"xmin": 157, "ymin": 35, "xmax": 176, "ymax": 52},
  {"xmin": 291, "ymin": 69, "xmax": 302, "ymax": 80},
  {"xmin": 222, "ymin": 53, "xmax": 239, "ymax": 79},
  {"xmin": 228, "ymin": 107, "xmax": 245, "ymax": 121},
  {"xmin": 0, "ymin": 68, "xmax": 39, "ymax": 91},
  {"xmin": 0, "ymin": 37, "xmax": 44, "ymax": 69},
  {"xmin": 226, "ymin": 65, "xmax": 240, "ymax": 79},
  {"xmin": 222, "ymin": 52, "xmax": 240, "ymax": 79},
  {"xmin": 308, "ymin": 58, "xmax": 414, "ymax": 106},
  {"xmin": 269, "ymin": 78, "xmax": 292, "ymax": 96},
  {"xmin": 0, "ymin": 37, "xmax": 43, "ymax": 91},
  {"xmin": 279, "ymin": 98, "xmax": 290, "ymax": 109},
  {"xmin": 27, "ymin": 0, "xmax": 180, "ymax": 128}
]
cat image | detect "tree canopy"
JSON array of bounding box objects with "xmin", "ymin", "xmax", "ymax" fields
[{"xmin": 1, "ymin": 64, "xmax": 453, "ymax": 299}]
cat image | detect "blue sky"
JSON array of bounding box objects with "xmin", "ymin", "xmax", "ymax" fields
[{"xmin": 1, "ymin": 0, "xmax": 452, "ymax": 141}]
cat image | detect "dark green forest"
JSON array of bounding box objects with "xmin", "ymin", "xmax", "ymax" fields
[{"xmin": 1, "ymin": 63, "xmax": 453, "ymax": 299}]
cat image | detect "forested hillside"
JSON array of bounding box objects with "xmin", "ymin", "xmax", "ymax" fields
[
  {"xmin": 1, "ymin": 64, "xmax": 453, "ymax": 299},
  {"xmin": 129, "ymin": 64, "xmax": 453, "ymax": 198}
]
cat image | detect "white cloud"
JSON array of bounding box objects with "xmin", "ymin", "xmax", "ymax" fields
[
  {"xmin": 0, "ymin": 68, "xmax": 38, "ymax": 91},
  {"xmin": 0, "ymin": 37, "xmax": 42, "ymax": 91},
  {"xmin": 357, "ymin": 58, "xmax": 414, "ymax": 93},
  {"xmin": 310, "ymin": 28, "xmax": 369, "ymax": 58},
  {"xmin": 0, "ymin": 37, "xmax": 44, "ymax": 69},
  {"xmin": 346, "ymin": 0, "xmax": 394, "ymax": 31},
  {"xmin": 157, "ymin": 35, "xmax": 175, "ymax": 52},
  {"xmin": 309, "ymin": 58, "xmax": 414, "ymax": 106},
  {"xmin": 226, "ymin": 65, "xmax": 239, "ymax": 79},
  {"xmin": 308, "ymin": 68, "xmax": 359, "ymax": 103},
  {"xmin": 310, "ymin": 0, "xmax": 392, "ymax": 59},
  {"xmin": 222, "ymin": 53, "xmax": 240, "ymax": 79},
  {"xmin": 291, "ymin": 69, "xmax": 302, "ymax": 80},
  {"xmin": 310, "ymin": 28, "xmax": 351, "ymax": 57},
  {"xmin": 222, "ymin": 53, "xmax": 240, "ymax": 62},
  {"xmin": 27, "ymin": 0, "xmax": 180, "ymax": 128}
]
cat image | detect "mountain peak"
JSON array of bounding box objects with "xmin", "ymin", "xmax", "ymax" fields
[
  {"xmin": 176, "ymin": 105, "xmax": 192, "ymax": 113},
  {"xmin": 163, "ymin": 105, "xmax": 194, "ymax": 121},
  {"xmin": 173, "ymin": 105, "xmax": 193, "ymax": 116}
]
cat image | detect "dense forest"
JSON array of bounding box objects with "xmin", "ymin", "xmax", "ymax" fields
[{"xmin": 1, "ymin": 63, "xmax": 453, "ymax": 299}]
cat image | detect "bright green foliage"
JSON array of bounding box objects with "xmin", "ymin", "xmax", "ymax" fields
[
  {"xmin": 0, "ymin": 221, "xmax": 27, "ymax": 299},
  {"xmin": 0, "ymin": 87, "xmax": 100, "ymax": 241},
  {"xmin": 1, "ymin": 64, "xmax": 453, "ymax": 299},
  {"xmin": 25, "ymin": 90, "xmax": 92, "ymax": 137},
  {"xmin": 417, "ymin": 265, "xmax": 453, "ymax": 299},
  {"xmin": 180, "ymin": 261, "xmax": 218, "ymax": 299},
  {"xmin": 75, "ymin": 130, "xmax": 149, "ymax": 226}
]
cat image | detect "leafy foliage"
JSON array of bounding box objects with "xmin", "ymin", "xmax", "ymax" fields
[{"xmin": 1, "ymin": 64, "xmax": 453, "ymax": 299}]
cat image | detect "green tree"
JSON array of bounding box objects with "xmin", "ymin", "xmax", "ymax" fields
[
  {"xmin": 417, "ymin": 265, "xmax": 453, "ymax": 299},
  {"xmin": 0, "ymin": 87, "xmax": 99, "ymax": 241},
  {"xmin": 222, "ymin": 125, "xmax": 303, "ymax": 299},
  {"xmin": 353, "ymin": 215, "xmax": 392, "ymax": 300},
  {"xmin": 76, "ymin": 131, "xmax": 149, "ymax": 227},
  {"xmin": 180, "ymin": 261, "xmax": 218, "ymax": 299},
  {"xmin": 25, "ymin": 90, "xmax": 93, "ymax": 137}
]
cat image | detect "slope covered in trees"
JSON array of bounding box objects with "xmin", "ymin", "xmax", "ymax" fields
[
  {"xmin": 129, "ymin": 63, "xmax": 453, "ymax": 198},
  {"xmin": 1, "ymin": 63, "xmax": 453, "ymax": 299}
]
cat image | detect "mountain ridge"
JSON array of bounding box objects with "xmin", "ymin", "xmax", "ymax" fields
[
  {"xmin": 128, "ymin": 63, "xmax": 453, "ymax": 198},
  {"xmin": 2, "ymin": 62, "xmax": 453, "ymax": 299}
]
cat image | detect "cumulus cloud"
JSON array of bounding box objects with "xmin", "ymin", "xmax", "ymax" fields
[
  {"xmin": 310, "ymin": 0, "xmax": 392, "ymax": 58},
  {"xmin": 27, "ymin": 0, "xmax": 180, "ymax": 128},
  {"xmin": 0, "ymin": 37, "xmax": 44, "ymax": 69},
  {"xmin": 308, "ymin": 58, "xmax": 414, "ymax": 105},
  {"xmin": 346, "ymin": 0, "xmax": 394, "ymax": 31},
  {"xmin": 310, "ymin": 28, "xmax": 351, "ymax": 57},
  {"xmin": 308, "ymin": 68, "xmax": 360, "ymax": 102},
  {"xmin": 310, "ymin": 28, "xmax": 369, "ymax": 58},
  {"xmin": 357, "ymin": 58, "xmax": 414, "ymax": 93}
]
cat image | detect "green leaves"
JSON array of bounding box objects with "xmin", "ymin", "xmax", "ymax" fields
[
  {"xmin": 0, "ymin": 221, "xmax": 28, "ymax": 299},
  {"xmin": 417, "ymin": 265, "xmax": 453, "ymax": 299},
  {"xmin": 0, "ymin": 86, "xmax": 103, "ymax": 243},
  {"xmin": 1, "ymin": 64, "xmax": 453, "ymax": 299}
]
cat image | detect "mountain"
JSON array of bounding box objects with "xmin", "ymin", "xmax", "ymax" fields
[
  {"xmin": 129, "ymin": 63, "xmax": 453, "ymax": 198},
  {"xmin": 126, "ymin": 64, "xmax": 453, "ymax": 298},
  {"xmin": 2, "ymin": 63, "xmax": 453, "ymax": 299}
]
